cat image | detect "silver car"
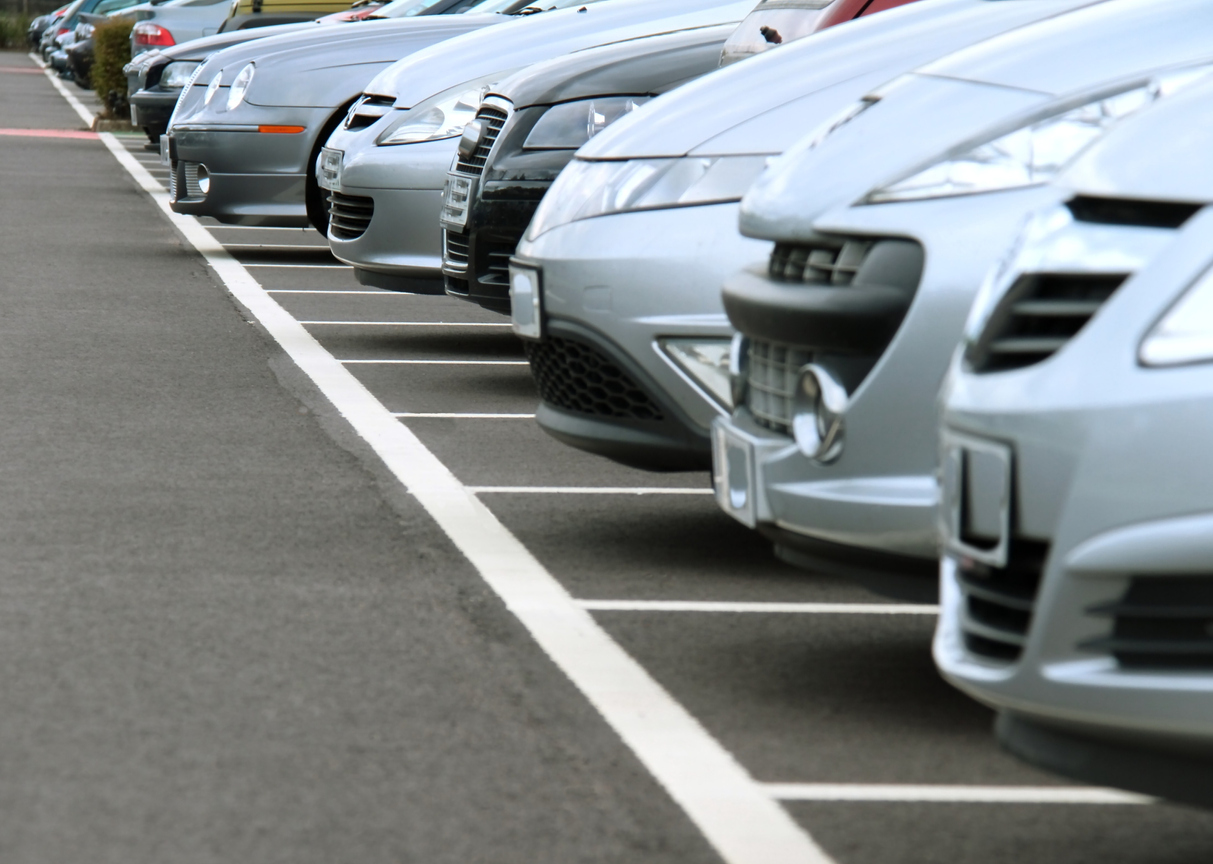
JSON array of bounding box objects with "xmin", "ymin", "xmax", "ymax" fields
[
  {"xmin": 712, "ymin": 0, "xmax": 1213, "ymax": 599},
  {"xmin": 321, "ymin": 0, "xmax": 755, "ymax": 293},
  {"xmin": 507, "ymin": 0, "xmax": 1103, "ymax": 472},
  {"xmin": 164, "ymin": 9, "xmax": 510, "ymax": 228},
  {"xmin": 934, "ymin": 76, "xmax": 1213, "ymax": 807}
]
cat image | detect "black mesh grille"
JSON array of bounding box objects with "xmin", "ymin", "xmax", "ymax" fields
[
  {"xmin": 1084, "ymin": 577, "xmax": 1213, "ymax": 670},
  {"xmin": 957, "ymin": 539, "xmax": 1049, "ymax": 663},
  {"xmin": 745, "ymin": 339, "xmax": 810, "ymax": 436},
  {"xmin": 454, "ymin": 104, "xmax": 508, "ymax": 176},
  {"xmin": 967, "ymin": 273, "xmax": 1127, "ymax": 373},
  {"xmin": 769, "ymin": 240, "xmax": 874, "ymax": 285},
  {"xmin": 525, "ymin": 337, "xmax": 663, "ymax": 421},
  {"xmin": 327, "ymin": 191, "xmax": 374, "ymax": 241},
  {"xmin": 1067, "ymin": 195, "xmax": 1201, "ymax": 229}
]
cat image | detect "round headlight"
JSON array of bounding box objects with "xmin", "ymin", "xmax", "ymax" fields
[
  {"xmin": 204, "ymin": 71, "xmax": 221, "ymax": 106},
  {"xmin": 790, "ymin": 364, "xmax": 846, "ymax": 464},
  {"xmin": 226, "ymin": 63, "xmax": 254, "ymax": 112}
]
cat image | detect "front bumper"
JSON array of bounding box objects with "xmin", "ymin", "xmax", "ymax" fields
[
  {"xmin": 512, "ymin": 202, "xmax": 770, "ymax": 471},
  {"xmin": 131, "ymin": 87, "xmax": 178, "ymax": 136}
]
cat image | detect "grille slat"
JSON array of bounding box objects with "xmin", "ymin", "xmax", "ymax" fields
[
  {"xmin": 443, "ymin": 230, "xmax": 469, "ymax": 270},
  {"xmin": 1067, "ymin": 195, "xmax": 1202, "ymax": 229},
  {"xmin": 745, "ymin": 340, "xmax": 810, "ymax": 435},
  {"xmin": 327, "ymin": 191, "xmax": 374, "ymax": 241},
  {"xmin": 526, "ymin": 337, "xmax": 663, "ymax": 422},
  {"xmin": 455, "ymin": 104, "xmax": 508, "ymax": 176},
  {"xmin": 1084, "ymin": 576, "xmax": 1213, "ymax": 670},
  {"xmin": 957, "ymin": 539, "xmax": 1049, "ymax": 663},
  {"xmin": 770, "ymin": 240, "xmax": 874, "ymax": 285}
]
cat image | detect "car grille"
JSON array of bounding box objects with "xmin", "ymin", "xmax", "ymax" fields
[
  {"xmin": 525, "ymin": 336, "xmax": 664, "ymax": 421},
  {"xmin": 327, "ymin": 191, "xmax": 374, "ymax": 241},
  {"xmin": 171, "ymin": 160, "xmax": 204, "ymax": 202},
  {"xmin": 956, "ymin": 539, "xmax": 1050, "ymax": 663},
  {"xmin": 1084, "ymin": 576, "xmax": 1213, "ymax": 670},
  {"xmin": 443, "ymin": 229, "xmax": 469, "ymax": 271},
  {"xmin": 482, "ymin": 238, "xmax": 515, "ymax": 287},
  {"xmin": 454, "ymin": 104, "xmax": 508, "ymax": 176},
  {"xmin": 966, "ymin": 273, "xmax": 1128, "ymax": 373},
  {"xmin": 768, "ymin": 239, "xmax": 874, "ymax": 285},
  {"xmin": 745, "ymin": 339, "xmax": 811, "ymax": 436},
  {"xmin": 344, "ymin": 94, "xmax": 394, "ymax": 131},
  {"xmin": 1067, "ymin": 195, "xmax": 1201, "ymax": 229}
]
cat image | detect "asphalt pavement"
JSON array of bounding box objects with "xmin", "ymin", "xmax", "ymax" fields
[{"xmin": 3, "ymin": 48, "xmax": 1213, "ymax": 863}]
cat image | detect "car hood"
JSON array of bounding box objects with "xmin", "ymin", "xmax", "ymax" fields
[
  {"xmin": 577, "ymin": 0, "xmax": 1105, "ymax": 161},
  {"xmin": 740, "ymin": 0, "xmax": 1213, "ymax": 241},
  {"xmin": 1062, "ymin": 76, "xmax": 1213, "ymax": 204},
  {"xmin": 364, "ymin": 0, "xmax": 755, "ymax": 108},
  {"xmin": 491, "ymin": 22, "xmax": 736, "ymax": 109}
]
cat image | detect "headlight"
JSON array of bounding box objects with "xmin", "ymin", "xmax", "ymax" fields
[
  {"xmin": 377, "ymin": 77, "xmax": 498, "ymax": 146},
  {"xmin": 160, "ymin": 60, "xmax": 200, "ymax": 89},
  {"xmin": 226, "ymin": 63, "xmax": 254, "ymax": 112},
  {"xmin": 523, "ymin": 96, "xmax": 649, "ymax": 150},
  {"xmin": 1140, "ymin": 262, "xmax": 1213, "ymax": 367},
  {"xmin": 204, "ymin": 70, "xmax": 221, "ymax": 106},
  {"xmin": 867, "ymin": 66, "xmax": 1213, "ymax": 204},
  {"xmin": 660, "ymin": 339, "xmax": 733, "ymax": 409},
  {"xmin": 525, "ymin": 155, "xmax": 768, "ymax": 240}
]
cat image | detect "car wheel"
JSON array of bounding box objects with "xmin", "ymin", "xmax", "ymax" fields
[{"xmin": 305, "ymin": 100, "xmax": 356, "ymax": 237}]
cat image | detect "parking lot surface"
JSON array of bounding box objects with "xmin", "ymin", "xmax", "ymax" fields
[{"xmin": 4, "ymin": 48, "xmax": 1213, "ymax": 863}]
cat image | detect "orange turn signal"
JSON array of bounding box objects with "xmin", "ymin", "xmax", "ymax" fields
[{"xmin": 257, "ymin": 125, "xmax": 305, "ymax": 134}]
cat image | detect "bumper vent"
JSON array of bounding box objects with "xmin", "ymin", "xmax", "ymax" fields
[
  {"xmin": 525, "ymin": 337, "xmax": 663, "ymax": 421},
  {"xmin": 454, "ymin": 104, "xmax": 508, "ymax": 176},
  {"xmin": 327, "ymin": 191, "xmax": 374, "ymax": 241},
  {"xmin": 1085, "ymin": 577, "xmax": 1213, "ymax": 670},
  {"xmin": 745, "ymin": 339, "xmax": 811, "ymax": 436},
  {"xmin": 170, "ymin": 161, "xmax": 205, "ymax": 202},
  {"xmin": 1067, "ymin": 195, "xmax": 1201, "ymax": 229},
  {"xmin": 483, "ymin": 239, "xmax": 514, "ymax": 287},
  {"xmin": 443, "ymin": 229, "xmax": 470, "ymax": 271},
  {"xmin": 957, "ymin": 539, "xmax": 1049, "ymax": 663},
  {"xmin": 966, "ymin": 273, "xmax": 1127, "ymax": 373},
  {"xmin": 345, "ymin": 94, "xmax": 394, "ymax": 131},
  {"xmin": 769, "ymin": 239, "xmax": 874, "ymax": 285}
]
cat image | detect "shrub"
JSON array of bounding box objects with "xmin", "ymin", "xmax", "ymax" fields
[
  {"xmin": 91, "ymin": 16, "xmax": 132, "ymax": 119},
  {"xmin": 0, "ymin": 14, "xmax": 32, "ymax": 47}
]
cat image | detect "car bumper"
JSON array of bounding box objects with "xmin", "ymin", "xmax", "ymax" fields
[
  {"xmin": 512, "ymin": 202, "xmax": 769, "ymax": 471},
  {"xmin": 131, "ymin": 88, "xmax": 178, "ymax": 134}
]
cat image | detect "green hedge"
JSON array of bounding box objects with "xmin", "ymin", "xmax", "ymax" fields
[
  {"xmin": 0, "ymin": 13, "xmax": 32, "ymax": 47},
  {"xmin": 92, "ymin": 16, "xmax": 132, "ymax": 118}
]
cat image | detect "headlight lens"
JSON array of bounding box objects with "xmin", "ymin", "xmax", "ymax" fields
[
  {"xmin": 660, "ymin": 339, "xmax": 733, "ymax": 409},
  {"xmin": 523, "ymin": 96, "xmax": 649, "ymax": 150},
  {"xmin": 1140, "ymin": 261, "xmax": 1213, "ymax": 367},
  {"xmin": 377, "ymin": 80, "xmax": 494, "ymax": 146},
  {"xmin": 868, "ymin": 66, "xmax": 1213, "ymax": 204},
  {"xmin": 226, "ymin": 63, "xmax": 254, "ymax": 112},
  {"xmin": 160, "ymin": 60, "xmax": 200, "ymax": 89},
  {"xmin": 526, "ymin": 155, "xmax": 768, "ymax": 240},
  {"xmin": 204, "ymin": 70, "xmax": 221, "ymax": 105}
]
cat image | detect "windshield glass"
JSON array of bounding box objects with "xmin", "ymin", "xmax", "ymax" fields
[{"xmin": 374, "ymin": 0, "xmax": 455, "ymax": 16}]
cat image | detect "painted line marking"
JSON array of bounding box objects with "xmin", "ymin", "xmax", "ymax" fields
[
  {"xmin": 299, "ymin": 320, "xmax": 512, "ymax": 327},
  {"xmin": 0, "ymin": 127, "xmax": 99, "ymax": 139},
  {"xmin": 393, "ymin": 412, "xmax": 536, "ymax": 419},
  {"xmin": 469, "ymin": 486, "xmax": 712, "ymax": 495},
  {"xmin": 0, "ymin": 66, "xmax": 46, "ymax": 74},
  {"xmin": 27, "ymin": 53, "xmax": 47, "ymax": 68},
  {"xmin": 73, "ymin": 75, "xmax": 833, "ymax": 864},
  {"xmin": 577, "ymin": 600, "xmax": 938, "ymax": 615},
  {"xmin": 341, "ymin": 358, "xmax": 527, "ymax": 366},
  {"xmin": 763, "ymin": 784, "xmax": 1152, "ymax": 804}
]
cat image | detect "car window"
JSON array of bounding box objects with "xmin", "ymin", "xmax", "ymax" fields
[
  {"xmin": 96, "ymin": 0, "xmax": 141, "ymax": 13},
  {"xmin": 375, "ymin": 0, "xmax": 452, "ymax": 16}
]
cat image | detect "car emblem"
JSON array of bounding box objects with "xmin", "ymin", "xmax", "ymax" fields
[{"xmin": 457, "ymin": 120, "xmax": 485, "ymax": 160}]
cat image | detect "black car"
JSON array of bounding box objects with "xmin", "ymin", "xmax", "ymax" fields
[{"xmin": 439, "ymin": 23, "xmax": 733, "ymax": 315}]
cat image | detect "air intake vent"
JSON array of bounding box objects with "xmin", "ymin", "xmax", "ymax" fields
[
  {"xmin": 443, "ymin": 230, "xmax": 469, "ymax": 271},
  {"xmin": 769, "ymin": 240, "xmax": 874, "ymax": 286},
  {"xmin": 967, "ymin": 273, "xmax": 1127, "ymax": 373},
  {"xmin": 957, "ymin": 539, "xmax": 1049, "ymax": 663},
  {"xmin": 1084, "ymin": 576, "xmax": 1213, "ymax": 670},
  {"xmin": 525, "ymin": 337, "xmax": 663, "ymax": 421},
  {"xmin": 327, "ymin": 191, "xmax": 374, "ymax": 241},
  {"xmin": 345, "ymin": 94, "xmax": 394, "ymax": 130},
  {"xmin": 454, "ymin": 104, "xmax": 508, "ymax": 176},
  {"xmin": 1067, "ymin": 195, "xmax": 1202, "ymax": 229},
  {"xmin": 744, "ymin": 339, "xmax": 811, "ymax": 435}
]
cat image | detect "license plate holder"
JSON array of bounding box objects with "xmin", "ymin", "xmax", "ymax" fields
[
  {"xmin": 942, "ymin": 430, "xmax": 1013, "ymax": 568},
  {"xmin": 440, "ymin": 172, "xmax": 473, "ymax": 230},
  {"xmin": 712, "ymin": 421, "xmax": 757, "ymax": 528}
]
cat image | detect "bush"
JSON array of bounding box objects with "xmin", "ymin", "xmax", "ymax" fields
[
  {"xmin": 0, "ymin": 14, "xmax": 32, "ymax": 47},
  {"xmin": 91, "ymin": 16, "xmax": 132, "ymax": 119}
]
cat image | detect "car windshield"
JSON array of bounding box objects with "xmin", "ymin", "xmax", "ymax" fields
[{"xmin": 370, "ymin": 0, "xmax": 454, "ymax": 17}]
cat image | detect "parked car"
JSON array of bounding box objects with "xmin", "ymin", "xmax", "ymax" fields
[
  {"xmin": 718, "ymin": 0, "xmax": 917, "ymax": 65},
  {"xmin": 709, "ymin": 0, "xmax": 1213, "ymax": 599},
  {"xmin": 48, "ymin": 0, "xmax": 143, "ymax": 75},
  {"xmin": 934, "ymin": 74, "xmax": 1213, "ymax": 808},
  {"xmin": 28, "ymin": 4, "xmax": 70, "ymax": 47},
  {"xmin": 126, "ymin": 0, "xmax": 239, "ymax": 58},
  {"xmin": 506, "ymin": 0, "xmax": 1103, "ymax": 472},
  {"xmin": 162, "ymin": 9, "xmax": 515, "ymax": 229},
  {"xmin": 437, "ymin": 24, "xmax": 740, "ymax": 314}
]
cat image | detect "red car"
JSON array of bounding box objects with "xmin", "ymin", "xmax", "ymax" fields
[{"xmin": 722, "ymin": 0, "xmax": 920, "ymax": 64}]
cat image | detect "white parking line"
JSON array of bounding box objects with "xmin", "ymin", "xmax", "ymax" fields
[
  {"xmin": 299, "ymin": 320, "xmax": 512, "ymax": 327},
  {"xmin": 469, "ymin": 486, "xmax": 712, "ymax": 495},
  {"xmin": 394, "ymin": 413, "xmax": 537, "ymax": 419},
  {"xmin": 341, "ymin": 358, "xmax": 527, "ymax": 366},
  {"xmin": 577, "ymin": 600, "xmax": 939, "ymax": 615},
  {"xmin": 763, "ymin": 784, "xmax": 1152, "ymax": 804},
  {"xmin": 80, "ymin": 88, "xmax": 834, "ymax": 864}
]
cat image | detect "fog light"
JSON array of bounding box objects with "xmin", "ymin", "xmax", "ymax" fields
[
  {"xmin": 791, "ymin": 364, "xmax": 846, "ymax": 463},
  {"xmin": 197, "ymin": 165, "xmax": 209, "ymax": 195},
  {"xmin": 660, "ymin": 338, "xmax": 733, "ymax": 408},
  {"xmin": 728, "ymin": 333, "xmax": 749, "ymax": 408}
]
